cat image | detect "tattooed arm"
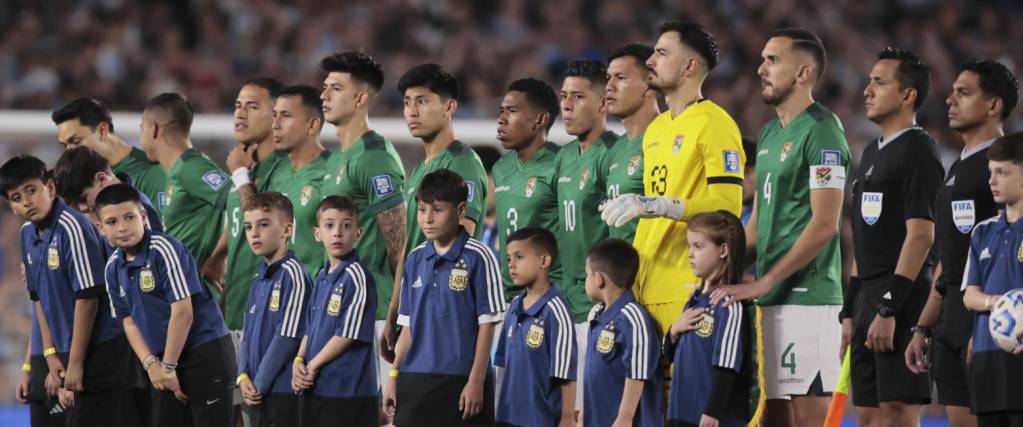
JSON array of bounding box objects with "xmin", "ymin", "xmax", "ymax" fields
[{"xmin": 377, "ymin": 202, "xmax": 407, "ymax": 363}]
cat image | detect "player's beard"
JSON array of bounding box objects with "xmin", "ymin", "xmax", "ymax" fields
[{"xmin": 761, "ymin": 78, "xmax": 795, "ymax": 106}]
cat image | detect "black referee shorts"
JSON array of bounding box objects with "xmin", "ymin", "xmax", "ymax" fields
[
  {"xmin": 393, "ymin": 372, "xmax": 495, "ymax": 427},
  {"xmin": 300, "ymin": 394, "xmax": 377, "ymax": 427},
  {"xmin": 978, "ymin": 412, "xmax": 1023, "ymax": 427},
  {"xmin": 930, "ymin": 334, "xmax": 970, "ymax": 407},
  {"xmin": 850, "ymin": 281, "xmax": 931, "ymax": 407}
]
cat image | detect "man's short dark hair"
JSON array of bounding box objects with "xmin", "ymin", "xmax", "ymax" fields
[
  {"xmin": 507, "ymin": 78, "xmax": 560, "ymax": 132},
  {"xmin": 316, "ymin": 195, "xmax": 360, "ymax": 224},
  {"xmin": 961, "ymin": 60, "xmax": 1019, "ymax": 120},
  {"xmin": 416, "ymin": 169, "xmax": 468, "ymax": 205},
  {"xmin": 987, "ymin": 132, "xmax": 1023, "ymax": 164},
  {"xmin": 94, "ymin": 183, "xmax": 142, "ymax": 216},
  {"xmin": 563, "ymin": 59, "xmax": 608, "ymax": 88},
  {"xmin": 658, "ymin": 22, "xmax": 720, "ymax": 71},
  {"xmin": 144, "ymin": 93, "xmax": 194, "ymax": 135},
  {"xmin": 587, "ymin": 239, "xmax": 640, "ymax": 289},
  {"xmin": 878, "ymin": 47, "xmax": 931, "ymax": 111},
  {"xmin": 397, "ymin": 63, "xmax": 459, "ymax": 101},
  {"xmin": 0, "ymin": 155, "xmax": 48, "ymax": 200},
  {"xmin": 507, "ymin": 227, "xmax": 558, "ymax": 264},
  {"xmin": 54, "ymin": 147, "xmax": 111, "ymax": 205},
  {"xmin": 242, "ymin": 77, "xmax": 284, "ymax": 98},
  {"xmin": 51, "ymin": 98, "xmax": 115, "ymax": 133},
  {"xmin": 770, "ymin": 28, "xmax": 827, "ymax": 81},
  {"xmin": 279, "ymin": 85, "xmax": 326, "ymax": 123},
  {"xmin": 608, "ymin": 43, "xmax": 655, "ymax": 68},
  {"xmin": 321, "ymin": 51, "xmax": 385, "ymax": 92},
  {"xmin": 243, "ymin": 191, "xmax": 294, "ymax": 223}
]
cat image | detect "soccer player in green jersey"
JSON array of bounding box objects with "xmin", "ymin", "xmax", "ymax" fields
[
  {"xmin": 318, "ymin": 51, "xmax": 408, "ymax": 403},
  {"xmin": 493, "ymin": 78, "xmax": 562, "ymax": 301},
  {"xmin": 714, "ymin": 29, "xmax": 849, "ymax": 427},
  {"xmin": 601, "ymin": 43, "xmax": 660, "ymax": 242},
  {"xmin": 53, "ymin": 97, "xmax": 168, "ymax": 211},
  {"xmin": 382, "ymin": 63, "xmax": 488, "ymax": 362},
  {"xmin": 140, "ymin": 93, "xmax": 230, "ymax": 299},
  {"xmin": 554, "ymin": 59, "xmax": 620, "ymax": 323},
  {"xmin": 269, "ymin": 85, "xmax": 330, "ymax": 277}
]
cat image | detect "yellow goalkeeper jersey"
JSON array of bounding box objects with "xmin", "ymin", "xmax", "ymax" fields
[{"xmin": 632, "ymin": 99, "xmax": 744, "ymax": 305}]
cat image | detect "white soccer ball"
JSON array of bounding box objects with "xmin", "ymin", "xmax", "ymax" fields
[{"xmin": 988, "ymin": 288, "xmax": 1023, "ymax": 353}]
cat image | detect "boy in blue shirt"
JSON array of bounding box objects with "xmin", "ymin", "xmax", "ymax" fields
[
  {"xmin": 53, "ymin": 145, "xmax": 163, "ymax": 231},
  {"xmin": 962, "ymin": 133, "xmax": 1023, "ymax": 426},
  {"xmin": 237, "ymin": 192, "xmax": 310, "ymax": 426},
  {"xmin": 292, "ymin": 195, "xmax": 378, "ymax": 427},
  {"xmin": 95, "ymin": 183, "xmax": 236, "ymax": 427},
  {"xmin": 384, "ymin": 169, "xmax": 507, "ymax": 426},
  {"xmin": 494, "ymin": 227, "xmax": 577, "ymax": 427},
  {"xmin": 3, "ymin": 155, "xmax": 130, "ymax": 426},
  {"xmin": 583, "ymin": 239, "xmax": 662, "ymax": 427}
]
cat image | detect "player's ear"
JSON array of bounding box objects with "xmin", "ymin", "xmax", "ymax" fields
[
  {"xmin": 44, "ymin": 179, "xmax": 56, "ymax": 200},
  {"xmin": 444, "ymin": 97, "xmax": 458, "ymax": 117},
  {"xmin": 534, "ymin": 112, "xmax": 548, "ymax": 132},
  {"xmin": 313, "ymin": 225, "xmax": 322, "ymax": 243},
  {"xmin": 903, "ymin": 87, "xmax": 917, "ymax": 109},
  {"xmin": 988, "ymin": 96, "xmax": 1003, "ymax": 119},
  {"xmin": 97, "ymin": 121, "xmax": 110, "ymax": 140},
  {"xmin": 540, "ymin": 253, "xmax": 552, "ymax": 270}
]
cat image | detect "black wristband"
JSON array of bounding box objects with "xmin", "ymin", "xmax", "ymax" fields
[
  {"xmin": 840, "ymin": 277, "xmax": 861, "ymax": 320},
  {"xmin": 878, "ymin": 274, "xmax": 915, "ymax": 312}
]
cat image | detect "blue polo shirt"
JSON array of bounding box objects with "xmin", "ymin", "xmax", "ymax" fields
[
  {"xmin": 494, "ymin": 286, "xmax": 577, "ymax": 427},
  {"xmin": 397, "ymin": 228, "xmax": 507, "ymax": 376},
  {"xmin": 239, "ymin": 251, "xmax": 310, "ymax": 394},
  {"xmin": 20, "ymin": 199, "xmax": 121, "ymax": 352},
  {"xmin": 305, "ymin": 253, "xmax": 377, "ymax": 398},
  {"xmin": 105, "ymin": 230, "xmax": 229, "ymax": 354},
  {"xmin": 584, "ymin": 291, "xmax": 662, "ymax": 427},
  {"xmin": 669, "ymin": 289, "xmax": 748, "ymax": 426}
]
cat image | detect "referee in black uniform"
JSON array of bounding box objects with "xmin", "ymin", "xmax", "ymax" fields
[
  {"xmin": 844, "ymin": 48, "xmax": 945, "ymax": 426},
  {"xmin": 905, "ymin": 59, "xmax": 1018, "ymax": 427}
]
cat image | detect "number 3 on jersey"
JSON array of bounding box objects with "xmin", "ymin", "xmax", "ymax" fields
[
  {"xmin": 650, "ymin": 164, "xmax": 668, "ymax": 196},
  {"xmin": 506, "ymin": 207, "xmax": 519, "ymax": 235}
]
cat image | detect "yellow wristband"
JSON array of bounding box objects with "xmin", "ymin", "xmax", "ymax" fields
[
  {"xmin": 43, "ymin": 347, "xmax": 57, "ymax": 357},
  {"xmin": 388, "ymin": 369, "xmax": 399, "ymax": 378},
  {"xmin": 236, "ymin": 373, "xmax": 249, "ymax": 386},
  {"xmin": 294, "ymin": 356, "xmax": 304, "ymax": 363},
  {"xmin": 22, "ymin": 363, "xmax": 31, "ymax": 372}
]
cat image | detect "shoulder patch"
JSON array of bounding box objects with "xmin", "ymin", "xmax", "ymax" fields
[
  {"xmin": 821, "ymin": 150, "xmax": 841, "ymax": 165},
  {"xmin": 466, "ymin": 181, "xmax": 476, "ymax": 202},
  {"xmin": 372, "ymin": 175, "xmax": 395, "ymax": 197},
  {"xmin": 723, "ymin": 150, "xmax": 740, "ymax": 173},
  {"xmin": 201, "ymin": 170, "xmax": 227, "ymax": 191}
]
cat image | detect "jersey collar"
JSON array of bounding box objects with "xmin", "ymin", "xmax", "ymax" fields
[
  {"xmin": 993, "ymin": 211, "xmax": 1023, "ymax": 232},
  {"xmin": 118, "ymin": 229, "xmax": 154, "ymax": 269},
  {"xmin": 318, "ymin": 250, "xmax": 359, "ymax": 282},
  {"xmin": 259, "ymin": 250, "xmax": 297, "ymax": 279},
  {"xmin": 961, "ymin": 139, "xmax": 995, "ymax": 161},
  {"xmin": 592, "ymin": 290, "xmax": 637, "ymax": 325},
  {"xmin": 517, "ymin": 286, "xmax": 560, "ymax": 317},
  {"xmin": 877, "ymin": 127, "xmax": 923, "ymax": 150},
  {"xmin": 32, "ymin": 198, "xmax": 68, "ymax": 243},
  {"xmin": 423, "ymin": 227, "xmax": 471, "ymax": 262}
]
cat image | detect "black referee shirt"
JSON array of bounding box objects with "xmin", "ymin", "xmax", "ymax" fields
[
  {"xmin": 852, "ymin": 127, "xmax": 945, "ymax": 283},
  {"xmin": 934, "ymin": 140, "xmax": 997, "ymax": 343}
]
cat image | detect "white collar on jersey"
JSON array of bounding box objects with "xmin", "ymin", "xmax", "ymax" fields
[
  {"xmin": 960, "ymin": 138, "xmax": 996, "ymax": 161},
  {"xmin": 877, "ymin": 126, "xmax": 923, "ymax": 150}
]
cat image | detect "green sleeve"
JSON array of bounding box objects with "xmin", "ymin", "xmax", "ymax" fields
[
  {"xmin": 353, "ymin": 149, "xmax": 405, "ymax": 215},
  {"xmin": 804, "ymin": 116, "xmax": 851, "ymax": 166},
  {"xmin": 448, "ymin": 154, "xmax": 488, "ymax": 223},
  {"xmin": 181, "ymin": 160, "xmax": 230, "ymax": 209}
]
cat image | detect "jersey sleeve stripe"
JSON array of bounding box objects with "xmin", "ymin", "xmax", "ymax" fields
[
  {"xmin": 960, "ymin": 250, "xmax": 973, "ymax": 292},
  {"xmin": 707, "ymin": 176, "xmax": 743, "ymax": 185},
  {"xmin": 621, "ymin": 304, "xmax": 649, "ymax": 379},
  {"xmin": 549, "ymin": 297, "xmax": 574, "ymax": 379},
  {"xmin": 341, "ymin": 263, "xmax": 368, "ymax": 339},
  {"xmin": 467, "ymin": 240, "xmax": 507, "ymax": 313},
  {"xmin": 105, "ymin": 253, "xmax": 120, "ymax": 318},
  {"xmin": 281, "ymin": 260, "xmax": 308, "ymax": 338},
  {"xmin": 151, "ymin": 237, "xmax": 190, "ymax": 300},
  {"xmin": 59, "ymin": 213, "xmax": 96, "ymax": 290},
  {"xmin": 718, "ymin": 303, "xmax": 743, "ymax": 369}
]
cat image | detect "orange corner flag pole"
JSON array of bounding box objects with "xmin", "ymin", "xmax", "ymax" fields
[{"xmin": 824, "ymin": 346, "xmax": 852, "ymax": 427}]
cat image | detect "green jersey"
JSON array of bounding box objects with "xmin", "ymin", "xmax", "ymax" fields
[
  {"xmin": 270, "ymin": 152, "xmax": 330, "ymax": 278},
  {"xmin": 404, "ymin": 140, "xmax": 489, "ymax": 254},
  {"xmin": 223, "ymin": 150, "xmax": 290, "ymax": 330},
  {"xmin": 111, "ymin": 147, "xmax": 168, "ymax": 212},
  {"xmin": 755, "ymin": 103, "xmax": 849, "ymax": 306},
  {"xmin": 555, "ymin": 131, "xmax": 618, "ymax": 321},
  {"xmin": 322, "ymin": 131, "xmax": 406, "ymax": 320},
  {"xmin": 163, "ymin": 149, "xmax": 229, "ymax": 297},
  {"xmin": 598, "ymin": 132, "xmax": 645, "ymax": 241},
  {"xmin": 492, "ymin": 142, "xmax": 562, "ymax": 300}
]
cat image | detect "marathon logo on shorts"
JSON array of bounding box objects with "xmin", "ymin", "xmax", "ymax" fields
[
  {"xmin": 861, "ymin": 192, "xmax": 883, "ymax": 225},
  {"xmin": 202, "ymin": 171, "xmax": 227, "ymax": 191},
  {"xmin": 526, "ymin": 319, "xmax": 544, "ymax": 348},
  {"xmin": 373, "ymin": 175, "xmax": 394, "ymax": 197},
  {"xmin": 951, "ymin": 200, "xmax": 976, "ymax": 234},
  {"xmin": 821, "ymin": 150, "xmax": 841, "ymax": 165},
  {"xmin": 723, "ymin": 150, "xmax": 740, "ymax": 173}
]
